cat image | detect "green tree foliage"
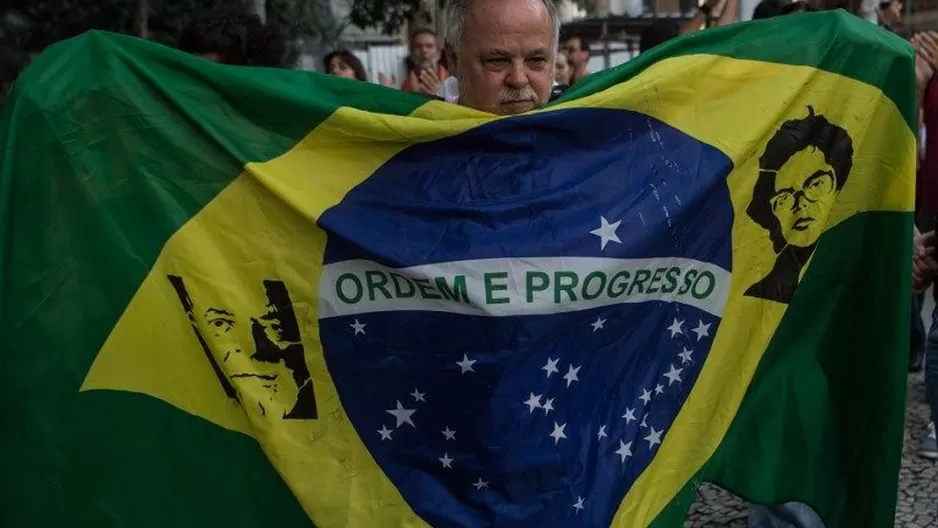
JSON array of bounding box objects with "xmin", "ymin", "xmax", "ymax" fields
[
  {"xmin": 349, "ymin": 0, "xmax": 423, "ymax": 36},
  {"xmin": 267, "ymin": 0, "xmax": 347, "ymax": 50},
  {"xmin": 0, "ymin": 0, "xmax": 336, "ymax": 102}
]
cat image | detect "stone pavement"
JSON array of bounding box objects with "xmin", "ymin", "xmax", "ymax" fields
[{"xmin": 682, "ymin": 372, "xmax": 938, "ymax": 527}]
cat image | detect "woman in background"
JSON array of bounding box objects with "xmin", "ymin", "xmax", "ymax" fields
[
  {"xmin": 324, "ymin": 50, "xmax": 368, "ymax": 82},
  {"xmin": 554, "ymin": 52, "xmax": 572, "ymax": 87}
]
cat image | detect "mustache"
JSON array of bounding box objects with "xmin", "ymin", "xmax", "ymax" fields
[{"xmin": 499, "ymin": 87, "xmax": 538, "ymax": 104}]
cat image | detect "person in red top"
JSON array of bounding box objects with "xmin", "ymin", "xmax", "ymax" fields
[{"xmin": 401, "ymin": 29, "xmax": 449, "ymax": 95}]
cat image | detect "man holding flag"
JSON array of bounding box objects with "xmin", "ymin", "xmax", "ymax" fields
[{"xmin": 0, "ymin": 3, "xmax": 919, "ymax": 528}]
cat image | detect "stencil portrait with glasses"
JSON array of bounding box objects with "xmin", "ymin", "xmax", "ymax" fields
[{"xmin": 744, "ymin": 106, "xmax": 854, "ymax": 303}]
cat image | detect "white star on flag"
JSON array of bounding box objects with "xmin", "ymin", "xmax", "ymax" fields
[
  {"xmin": 456, "ymin": 354, "xmax": 476, "ymax": 374},
  {"xmin": 377, "ymin": 425, "xmax": 393, "ymax": 441},
  {"xmin": 639, "ymin": 388, "xmax": 652, "ymax": 405},
  {"xmin": 473, "ymin": 478, "xmax": 489, "ymax": 490},
  {"xmin": 591, "ymin": 316, "xmax": 606, "ymax": 332},
  {"xmin": 410, "ymin": 388, "xmax": 426, "ymax": 402},
  {"xmin": 523, "ymin": 393, "xmax": 542, "ymax": 413},
  {"xmin": 542, "ymin": 397, "xmax": 555, "ymax": 415},
  {"xmin": 439, "ymin": 453, "xmax": 453, "ymax": 468},
  {"xmin": 550, "ymin": 422, "xmax": 568, "ymax": 444},
  {"xmin": 666, "ymin": 318, "xmax": 684, "ymax": 338},
  {"xmin": 692, "ymin": 320, "xmax": 712, "ymax": 341},
  {"xmin": 622, "ymin": 407, "xmax": 636, "ymax": 424},
  {"xmin": 572, "ymin": 496, "xmax": 586, "ymax": 513},
  {"xmin": 597, "ymin": 425, "xmax": 608, "ymax": 440},
  {"xmin": 442, "ymin": 427, "xmax": 456, "ymax": 441},
  {"xmin": 563, "ymin": 364, "xmax": 581, "ymax": 388},
  {"xmin": 386, "ymin": 400, "xmax": 416, "ymax": 428},
  {"xmin": 654, "ymin": 384, "xmax": 664, "ymax": 395},
  {"xmin": 640, "ymin": 413, "xmax": 648, "ymax": 428},
  {"xmin": 664, "ymin": 364, "xmax": 683, "ymax": 386},
  {"xmin": 644, "ymin": 426, "xmax": 663, "ymax": 449},
  {"xmin": 615, "ymin": 440, "xmax": 633, "ymax": 462},
  {"xmin": 590, "ymin": 216, "xmax": 622, "ymax": 250},
  {"xmin": 350, "ymin": 319, "xmax": 366, "ymax": 335},
  {"xmin": 679, "ymin": 347, "xmax": 694, "ymax": 364},
  {"xmin": 542, "ymin": 357, "xmax": 560, "ymax": 377}
]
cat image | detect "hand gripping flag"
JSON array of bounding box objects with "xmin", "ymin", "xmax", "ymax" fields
[{"xmin": 0, "ymin": 11, "xmax": 915, "ymax": 528}]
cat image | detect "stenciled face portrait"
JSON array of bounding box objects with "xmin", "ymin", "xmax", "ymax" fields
[
  {"xmin": 744, "ymin": 107, "xmax": 854, "ymax": 304},
  {"xmin": 767, "ymin": 148, "xmax": 837, "ymax": 249},
  {"xmin": 168, "ymin": 276, "xmax": 317, "ymax": 420}
]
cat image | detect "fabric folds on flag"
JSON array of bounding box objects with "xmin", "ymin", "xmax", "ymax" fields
[{"xmin": 0, "ymin": 10, "xmax": 914, "ymax": 528}]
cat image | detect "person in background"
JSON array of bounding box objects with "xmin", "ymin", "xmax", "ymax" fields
[
  {"xmin": 403, "ymin": 29, "xmax": 450, "ymax": 95},
  {"xmin": 554, "ymin": 52, "xmax": 573, "ymax": 86},
  {"xmin": 324, "ymin": 50, "xmax": 368, "ymax": 82},
  {"xmin": 877, "ymin": 0, "xmax": 903, "ymax": 31},
  {"xmin": 638, "ymin": 0, "xmax": 738, "ymax": 54},
  {"xmin": 685, "ymin": 0, "xmax": 739, "ymax": 32},
  {"xmin": 561, "ymin": 34, "xmax": 591, "ymax": 84},
  {"xmin": 177, "ymin": 7, "xmax": 285, "ymax": 67},
  {"xmin": 912, "ymin": 30, "xmax": 938, "ymax": 459}
]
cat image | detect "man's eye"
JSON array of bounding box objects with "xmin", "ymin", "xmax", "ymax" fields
[{"xmin": 485, "ymin": 58, "xmax": 508, "ymax": 66}]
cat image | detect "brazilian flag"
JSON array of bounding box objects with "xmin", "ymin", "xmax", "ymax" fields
[{"xmin": 0, "ymin": 11, "xmax": 913, "ymax": 528}]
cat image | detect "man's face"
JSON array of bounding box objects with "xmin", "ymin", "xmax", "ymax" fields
[
  {"xmin": 410, "ymin": 32, "xmax": 439, "ymax": 70},
  {"xmin": 562, "ymin": 37, "xmax": 588, "ymax": 67},
  {"xmin": 769, "ymin": 148, "xmax": 837, "ymax": 248},
  {"xmin": 451, "ymin": 0, "xmax": 555, "ymax": 115},
  {"xmin": 554, "ymin": 53, "xmax": 571, "ymax": 85},
  {"xmin": 195, "ymin": 293, "xmax": 300, "ymax": 419}
]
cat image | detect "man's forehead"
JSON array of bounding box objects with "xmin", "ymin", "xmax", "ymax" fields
[
  {"xmin": 412, "ymin": 33, "xmax": 436, "ymax": 45},
  {"xmin": 464, "ymin": 0, "xmax": 554, "ymax": 52},
  {"xmin": 183, "ymin": 280, "xmax": 266, "ymax": 314}
]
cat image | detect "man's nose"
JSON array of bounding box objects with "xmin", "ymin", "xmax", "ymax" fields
[{"xmin": 505, "ymin": 61, "xmax": 529, "ymax": 88}]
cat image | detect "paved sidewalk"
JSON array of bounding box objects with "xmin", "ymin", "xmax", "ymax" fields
[{"xmin": 683, "ymin": 372, "xmax": 937, "ymax": 527}]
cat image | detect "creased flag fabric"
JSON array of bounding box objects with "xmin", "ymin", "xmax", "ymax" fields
[{"xmin": 0, "ymin": 10, "xmax": 914, "ymax": 528}]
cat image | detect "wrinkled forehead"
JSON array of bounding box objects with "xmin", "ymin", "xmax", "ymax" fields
[
  {"xmin": 463, "ymin": 0, "xmax": 555, "ymax": 52},
  {"xmin": 180, "ymin": 277, "xmax": 271, "ymax": 320},
  {"xmin": 412, "ymin": 33, "xmax": 438, "ymax": 47}
]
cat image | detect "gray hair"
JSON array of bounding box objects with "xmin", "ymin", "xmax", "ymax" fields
[{"xmin": 443, "ymin": 0, "xmax": 561, "ymax": 55}]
